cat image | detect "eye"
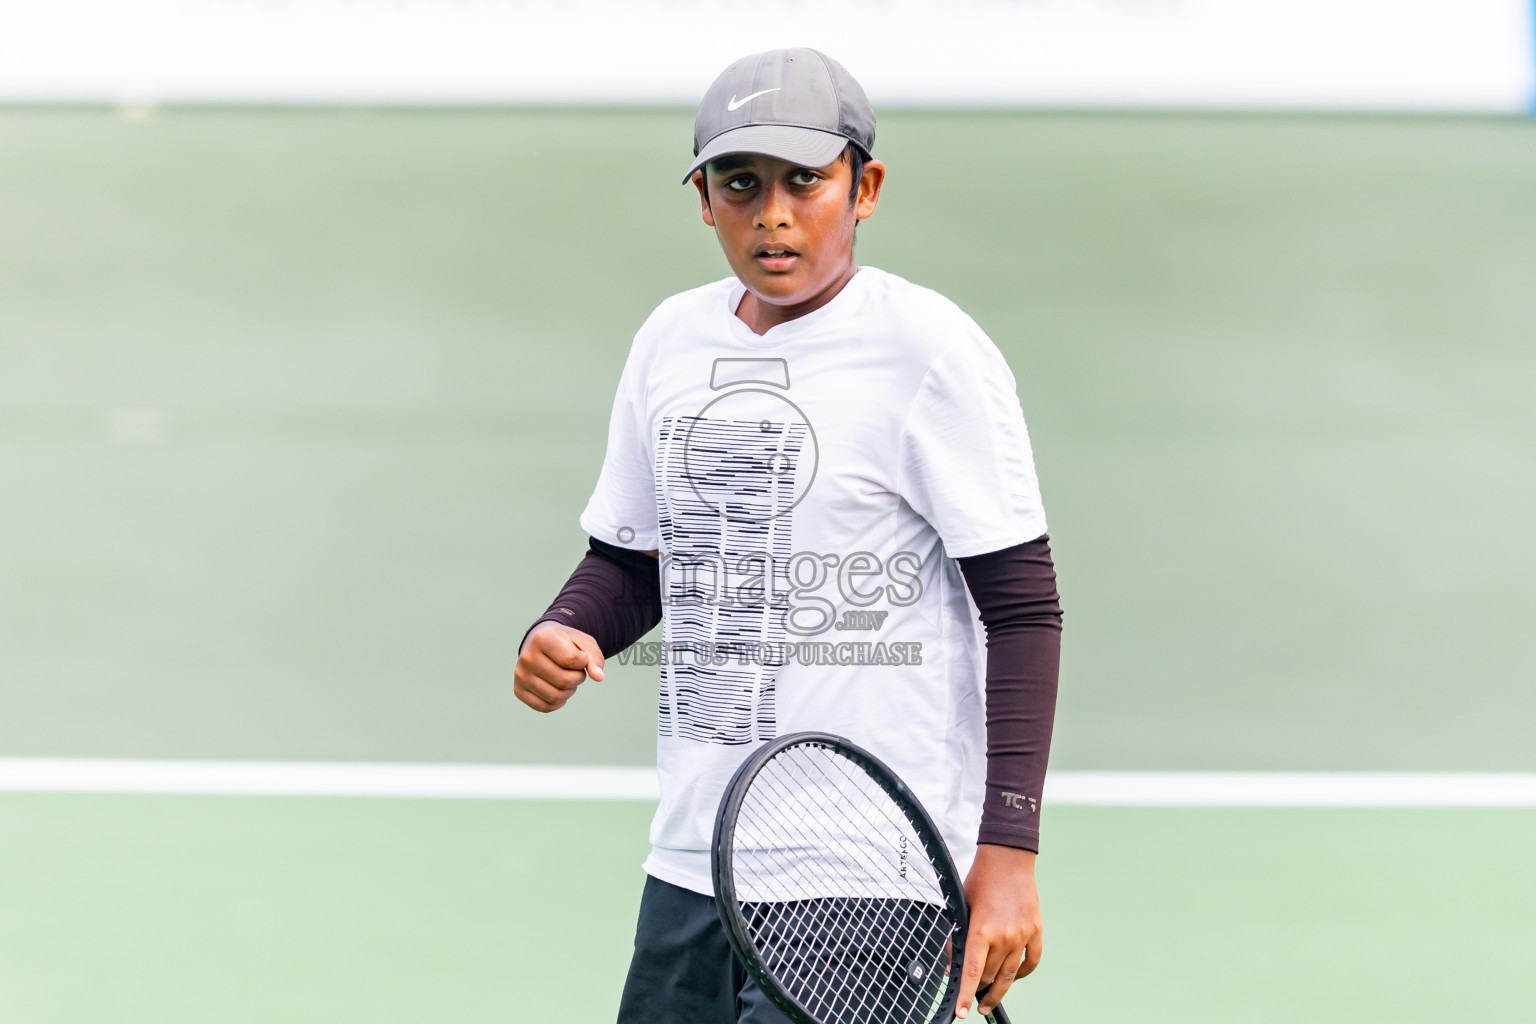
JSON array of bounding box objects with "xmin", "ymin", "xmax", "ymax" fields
[
  {"xmin": 790, "ymin": 170, "xmax": 819, "ymax": 186},
  {"xmin": 725, "ymin": 175, "xmax": 756, "ymax": 192}
]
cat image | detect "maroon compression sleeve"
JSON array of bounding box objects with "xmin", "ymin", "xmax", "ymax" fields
[
  {"xmin": 956, "ymin": 535, "xmax": 1063, "ymax": 853},
  {"xmin": 520, "ymin": 537, "xmax": 662, "ymax": 657}
]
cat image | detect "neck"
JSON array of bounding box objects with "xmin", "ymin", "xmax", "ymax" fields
[{"xmin": 736, "ymin": 262, "xmax": 860, "ymax": 336}]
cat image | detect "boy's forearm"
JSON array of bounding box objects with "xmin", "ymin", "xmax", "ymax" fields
[
  {"xmin": 956, "ymin": 536, "xmax": 1063, "ymax": 852},
  {"xmin": 521, "ymin": 537, "xmax": 663, "ymax": 657}
]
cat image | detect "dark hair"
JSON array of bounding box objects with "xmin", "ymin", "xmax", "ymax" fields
[
  {"xmin": 701, "ymin": 144, "xmax": 867, "ymax": 207},
  {"xmin": 844, "ymin": 145, "xmax": 866, "ymax": 204}
]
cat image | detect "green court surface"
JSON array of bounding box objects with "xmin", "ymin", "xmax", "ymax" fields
[
  {"xmin": 2, "ymin": 108, "xmax": 1535, "ymax": 1022},
  {"xmin": 2, "ymin": 108, "xmax": 1535, "ymax": 769},
  {"xmin": 1, "ymin": 794, "xmax": 1532, "ymax": 1023}
]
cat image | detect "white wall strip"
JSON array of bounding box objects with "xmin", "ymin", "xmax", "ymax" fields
[
  {"xmin": 0, "ymin": 0, "xmax": 1531, "ymax": 111},
  {"xmin": 2, "ymin": 759, "xmax": 1535, "ymax": 807}
]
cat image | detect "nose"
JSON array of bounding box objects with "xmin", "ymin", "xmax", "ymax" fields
[{"xmin": 755, "ymin": 180, "xmax": 792, "ymax": 230}]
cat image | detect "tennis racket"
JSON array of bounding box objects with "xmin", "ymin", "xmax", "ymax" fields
[{"xmin": 712, "ymin": 731, "xmax": 1013, "ymax": 1024}]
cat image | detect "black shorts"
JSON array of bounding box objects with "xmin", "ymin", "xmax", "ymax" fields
[{"xmin": 616, "ymin": 874, "xmax": 794, "ymax": 1024}]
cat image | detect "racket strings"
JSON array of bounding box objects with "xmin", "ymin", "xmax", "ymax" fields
[
  {"xmin": 742, "ymin": 756, "xmax": 940, "ymax": 959},
  {"xmin": 746, "ymin": 760, "xmax": 953, "ymax": 1022},
  {"xmin": 736, "ymin": 785, "xmax": 930, "ymax": 1017},
  {"xmin": 739, "ymin": 760, "xmax": 952, "ymax": 1024},
  {"xmin": 742, "ymin": 899, "xmax": 951, "ymax": 1023},
  {"xmin": 787, "ymin": 749, "xmax": 955, "ymax": 1024},
  {"xmin": 739, "ymin": 860, "xmax": 946, "ymax": 1021},
  {"xmin": 730, "ymin": 743, "xmax": 959, "ymax": 1024}
]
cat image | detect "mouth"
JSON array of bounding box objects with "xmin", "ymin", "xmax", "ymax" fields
[{"xmin": 753, "ymin": 243, "xmax": 800, "ymax": 270}]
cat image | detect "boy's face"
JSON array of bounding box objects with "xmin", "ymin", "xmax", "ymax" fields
[{"xmin": 692, "ymin": 150, "xmax": 885, "ymax": 311}]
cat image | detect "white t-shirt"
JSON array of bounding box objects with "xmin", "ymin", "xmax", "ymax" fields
[{"xmin": 579, "ymin": 266, "xmax": 1047, "ymax": 896}]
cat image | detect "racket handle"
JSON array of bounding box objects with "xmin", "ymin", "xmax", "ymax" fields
[{"xmin": 975, "ymin": 983, "xmax": 1012, "ymax": 1024}]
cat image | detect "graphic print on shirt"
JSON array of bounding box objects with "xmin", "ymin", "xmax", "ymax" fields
[{"xmin": 655, "ymin": 358, "xmax": 818, "ymax": 745}]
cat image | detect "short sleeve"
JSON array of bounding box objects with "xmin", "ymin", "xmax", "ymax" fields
[
  {"xmin": 896, "ymin": 324, "xmax": 1047, "ymax": 559},
  {"xmin": 578, "ymin": 330, "xmax": 661, "ymax": 551}
]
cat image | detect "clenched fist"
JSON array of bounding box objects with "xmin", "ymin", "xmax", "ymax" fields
[{"xmin": 514, "ymin": 623, "xmax": 606, "ymax": 713}]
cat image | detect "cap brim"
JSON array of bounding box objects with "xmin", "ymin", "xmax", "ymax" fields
[{"xmin": 681, "ymin": 125, "xmax": 853, "ymax": 183}]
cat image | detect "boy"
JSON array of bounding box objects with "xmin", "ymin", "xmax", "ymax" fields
[{"xmin": 516, "ymin": 48, "xmax": 1062, "ymax": 1023}]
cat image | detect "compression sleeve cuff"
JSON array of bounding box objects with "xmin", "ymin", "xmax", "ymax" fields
[
  {"xmin": 519, "ymin": 537, "xmax": 662, "ymax": 658},
  {"xmin": 956, "ymin": 535, "xmax": 1063, "ymax": 853}
]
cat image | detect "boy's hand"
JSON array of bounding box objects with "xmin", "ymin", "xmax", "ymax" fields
[
  {"xmin": 954, "ymin": 844, "xmax": 1042, "ymax": 1019},
  {"xmin": 514, "ymin": 623, "xmax": 605, "ymax": 713}
]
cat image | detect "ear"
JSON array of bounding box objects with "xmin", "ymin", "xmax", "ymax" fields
[
  {"xmin": 692, "ymin": 171, "xmax": 716, "ymax": 227},
  {"xmin": 854, "ymin": 159, "xmax": 886, "ymax": 221}
]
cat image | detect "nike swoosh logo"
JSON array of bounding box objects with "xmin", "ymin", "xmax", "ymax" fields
[{"xmin": 727, "ymin": 88, "xmax": 780, "ymax": 111}]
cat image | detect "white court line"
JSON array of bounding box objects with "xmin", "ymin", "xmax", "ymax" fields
[
  {"xmin": 1, "ymin": 759, "xmax": 1535, "ymax": 807},
  {"xmin": 0, "ymin": 759, "xmax": 660, "ymax": 800},
  {"xmin": 1042, "ymin": 772, "xmax": 1536, "ymax": 808}
]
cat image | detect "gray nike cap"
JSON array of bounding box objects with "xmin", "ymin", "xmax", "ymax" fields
[{"xmin": 683, "ymin": 48, "xmax": 876, "ymax": 184}]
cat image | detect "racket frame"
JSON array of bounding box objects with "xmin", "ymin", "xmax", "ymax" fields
[{"xmin": 711, "ymin": 731, "xmax": 976, "ymax": 1024}]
